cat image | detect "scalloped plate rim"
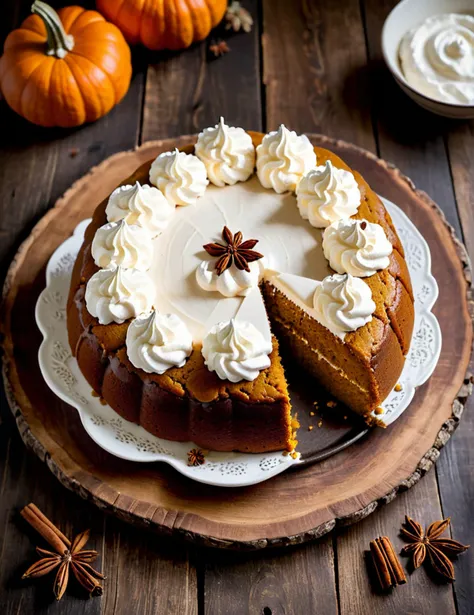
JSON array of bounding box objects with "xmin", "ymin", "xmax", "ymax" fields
[{"xmin": 34, "ymin": 196, "xmax": 441, "ymax": 487}]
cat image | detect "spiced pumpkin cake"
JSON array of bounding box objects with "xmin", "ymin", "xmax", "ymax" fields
[{"xmin": 67, "ymin": 122, "xmax": 414, "ymax": 453}]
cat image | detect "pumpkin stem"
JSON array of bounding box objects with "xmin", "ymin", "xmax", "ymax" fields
[{"xmin": 31, "ymin": 1, "xmax": 74, "ymax": 59}]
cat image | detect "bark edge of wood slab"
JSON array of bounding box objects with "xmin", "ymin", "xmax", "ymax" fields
[{"xmin": 1, "ymin": 135, "xmax": 472, "ymax": 550}]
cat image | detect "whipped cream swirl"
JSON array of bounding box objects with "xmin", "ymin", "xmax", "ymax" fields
[
  {"xmin": 323, "ymin": 219, "xmax": 393, "ymax": 277},
  {"xmin": 313, "ymin": 273, "xmax": 375, "ymax": 339},
  {"xmin": 256, "ymin": 125, "xmax": 316, "ymax": 193},
  {"xmin": 196, "ymin": 259, "xmax": 264, "ymax": 298},
  {"xmin": 85, "ymin": 266, "xmax": 155, "ymax": 325},
  {"xmin": 126, "ymin": 310, "xmax": 193, "ymax": 374},
  {"xmin": 149, "ymin": 149, "xmax": 208, "ymax": 207},
  {"xmin": 195, "ymin": 117, "xmax": 255, "ymax": 186},
  {"xmin": 202, "ymin": 319, "xmax": 272, "ymax": 382},
  {"xmin": 92, "ymin": 220, "xmax": 153, "ymax": 271},
  {"xmin": 106, "ymin": 181, "xmax": 174, "ymax": 237},
  {"xmin": 399, "ymin": 13, "xmax": 474, "ymax": 105},
  {"xmin": 296, "ymin": 161, "xmax": 361, "ymax": 228}
]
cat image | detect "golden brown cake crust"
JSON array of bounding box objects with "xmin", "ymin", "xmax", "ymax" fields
[{"xmin": 67, "ymin": 132, "xmax": 414, "ymax": 451}]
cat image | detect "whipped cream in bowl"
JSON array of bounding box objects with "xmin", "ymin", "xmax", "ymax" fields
[
  {"xmin": 382, "ymin": 1, "xmax": 474, "ymax": 117},
  {"xmin": 399, "ymin": 13, "xmax": 474, "ymax": 105}
]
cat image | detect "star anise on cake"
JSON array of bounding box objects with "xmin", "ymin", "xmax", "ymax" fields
[
  {"xmin": 203, "ymin": 226, "xmax": 264, "ymax": 275},
  {"xmin": 400, "ymin": 515, "xmax": 469, "ymax": 581}
]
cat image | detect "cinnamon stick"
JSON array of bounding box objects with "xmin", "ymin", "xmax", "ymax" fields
[
  {"xmin": 21, "ymin": 503, "xmax": 71, "ymax": 553},
  {"xmin": 369, "ymin": 536, "xmax": 406, "ymax": 591}
]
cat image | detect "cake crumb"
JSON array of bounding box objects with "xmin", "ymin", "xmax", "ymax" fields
[
  {"xmin": 310, "ymin": 411, "xmax": 315, "ymax": 417},
  {"xmin": 282, "ymin": 450, "xmax": 289, "ymax": 457},
  {"xmin": 343, "ymin": 415, "xmax": 348, "ymax": 420},
  {"xmin": 308, "ymin": 425, "xmax": 313, "ymax": 431},
  {"xmin": 374, "ymin": 406, "xmax": 384, "ymax": 415},
  {"xmin": 394, "ymin": 383, "xmax": 403, "ymax": 392},
  {"xmin": 99, "ymin": 397, "xmax": 107, "ymax": 406},
  {"xmin": 318, "ymin": 420, "xmax": 323, "ymax": 428},
  {"xmin": 290, "ymin": 451, "xmax": 299, "ymax": 459},
  {"xmin": 327, "ymin": 400, "xmax": 337, "ymax": 408},
  {"xmin": 91, "ymin": 390, "xmax": 99, "ymax": 398}
]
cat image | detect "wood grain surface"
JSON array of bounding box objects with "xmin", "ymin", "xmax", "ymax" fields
[{"xmin": 1, "ymin": 0, "xmax": 473, "ymax": 614}]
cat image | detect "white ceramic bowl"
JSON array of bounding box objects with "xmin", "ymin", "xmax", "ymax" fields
[{"xmin": 382, "ymin": 0, "xmax": 474, "ymax": 118}]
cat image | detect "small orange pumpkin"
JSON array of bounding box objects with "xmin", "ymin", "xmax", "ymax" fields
[
  {"xmin": 96, "ymin": 0, "xmax": 227, "ymax": 51},
  {"xmin": 0, "ymin": 1, "xmax": 132, "ymax": 128}
]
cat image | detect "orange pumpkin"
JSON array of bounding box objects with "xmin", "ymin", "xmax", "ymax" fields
[
  {"xmin": 0, "ymin": 1, "xmax": 132, "ymax": 128},
  {"xmin": 96, "ymin": 0, "xmax": 227, "ymax": 51}
]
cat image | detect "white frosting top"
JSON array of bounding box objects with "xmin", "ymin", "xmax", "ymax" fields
[
  {"xmin": 202, "ymin": 318, "xmax": 272, "ymax": 382},
  {"xmin": 256, "ymin": 125, "xmax": 316, "ymax": 193},
  {"xmin": 196, "ymin": 259, "xmax": 264, "ymax": 298},
  {"xmin": 323, "ymin": 219, "xmax": 393, "ymax": 277},
  {"xmin": 195, "ymin": 117, "xmax": 255, "ymax": 186},
  {"xmin": 126, "ymin": 310, "xmax": 193, "ymax": 374},
  {"xmin": 296, "ymin": 161, "xmax": 361, "ymax": 228},
  {"xmin": 91, "ymin": 220, "xmax": 153, "ymax": 271},
  {"xmin": 399, "ymin": 13, "xmax": 474, "ymax": 105},
  {"xmin": 106, "ymin": 181, "xmax": 174, "ymax": 237},
  {"xmin": 85, "ymin": 266, "xmax": 155, "ymax": 325},
  {"xmin": 312, "ymin": 273, "xmax": 375, "ymax": 339},
  {"xmin": 149, "ymin": 149, "xmax": 208, "ymax": 206}
]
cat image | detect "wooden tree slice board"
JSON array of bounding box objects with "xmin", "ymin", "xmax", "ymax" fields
[{"xmin": 2, "ymin": 135, "xmax": 473, "ymax": 549}]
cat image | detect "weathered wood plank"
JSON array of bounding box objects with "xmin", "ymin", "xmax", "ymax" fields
[
  {"xmin": 361, "ymin": 0, "xmax": 461, "ymax": 236},
  {"xmin": 0, "ymin": 424, "xmax": 102, "ymax": 614},
  {"xmin": 142, "ymin": 0, "xmax": 262, "ymax": 141},
  {"xmin": 439, "ymin": 121, "xmax": 474, "ymax": 615},
  {"xmin": 261, "ymin": 0, "xmax": 375, "ymax": 151},
  {"xmin": 203, "ymin": 537, "xmax": 337, "ymax": 615},
  {"xmin": 337, "ymin": 472, "xmax": 456, "ymax": 615},
  {"xmin": 102, "ymin": 519, "xmax": 197, "ymax": 615},
  {"xmin": 0, "ymin": 0, "xmax": 145, "ymax": 283}
]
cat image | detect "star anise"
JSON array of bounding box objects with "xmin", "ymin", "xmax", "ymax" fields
[
  {"xmin": 400, "ymin": 515, "xmax": 469, "ymax": 581},
  {"xmin": 225, "ymin": 1, "xmax": 254, "ymax": 33},
  {"xmin": 187, "ymin": 448, "xmax": 206, "ymax": 466},
  {"xmin": 208, "ymin": 39, "xmax": 230, "ymax": 58},
  {"xmin": 21, "ymin": 503, "xmax": 105, "ymax": 600},
  {"xmin": 203, "ymin": 226, "xmax": 264, "ymax": 276}
]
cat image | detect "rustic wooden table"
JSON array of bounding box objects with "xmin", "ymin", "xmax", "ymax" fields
[{"xmin": 1, "ymin": 0, "xmax": 473, "ymax": 613}]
